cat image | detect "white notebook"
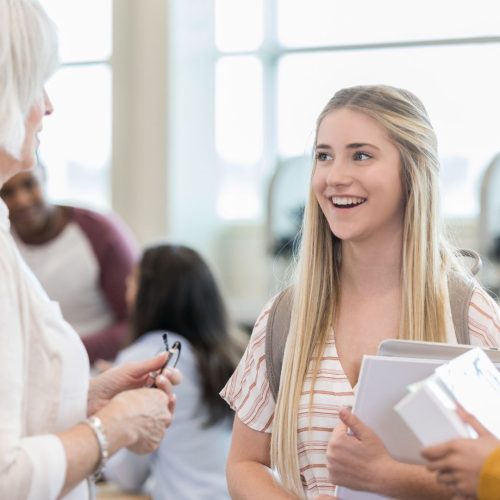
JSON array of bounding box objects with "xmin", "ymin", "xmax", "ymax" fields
[{"xmin": 395, "ymin": 347, "xmax": 500, "ymax": 447}]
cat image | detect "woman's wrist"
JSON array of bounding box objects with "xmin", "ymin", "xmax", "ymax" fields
[
  {"xmin": 82, "ymin": 416, "xmax": 109, "ymax": 480},
  {"xmin": 94, "ymin": 399, "xmax": 137, "ymax": 453}
]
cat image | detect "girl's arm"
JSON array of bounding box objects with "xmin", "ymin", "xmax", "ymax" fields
[{"xmin": 227, "ymin": 416, "xmax": 300, "ymax": 500}]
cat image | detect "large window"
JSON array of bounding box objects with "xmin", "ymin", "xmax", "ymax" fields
[
  {"xmin": 38, "ymin": 0, "xmax": 112, "ymax": 209},
  {"xmin": 214, "ymin": 0, "xmax": 500, "ymax": 220}
]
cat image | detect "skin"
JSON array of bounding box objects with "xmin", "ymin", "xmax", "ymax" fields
[
  {"xmin": 313, "ymin": 108, "xmax": 406, "ymax": 386},
  {"xmin": 59, "ymin": 354, "xmax": 182, "ymax": 496},
  {"xmin": 0, "ymin": 166, "xmax": 66, "ymax": 244},
  {"xmin": 0, "ymin": 91, "xmax": 53, "ymax": 185},
  {"xmin": 312, "ymin": 107, "xmax": 405, "ymax": 247},
  {"xmin": 319, "ymin": 109, "xmax": 451, "ymax": 497},
  {"xmin": 0, "ymin": 91, "xmax": 183, "ymax": 497},
  {"xmin": 327, "ymin": 408, "xmax": 452, "ymax": 498},
  {"xmin": 227, "ymin": 416, "xmax": 301, "ymax": 500},
  {"xmin": 422, "ymin": 407, "xmax": 500, "ymax": 498},
  {"xmin": 227, "ymin": 107, "xmax": 450, "ymax": 498}
]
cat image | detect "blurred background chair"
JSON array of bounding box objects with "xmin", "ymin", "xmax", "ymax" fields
[
  {"xmin": 478, "ymin": 153, "xmax": 500, "ymax": 297},
  {"xmin": 265, "ymin": 156, "xmax": 311, "ymax": 292}
]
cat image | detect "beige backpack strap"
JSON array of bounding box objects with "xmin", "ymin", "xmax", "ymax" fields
[
  {"xmin": 448, "ymin": 249, "xmax": 482, "ymax": 345},
  {"xmin": 265, "ymin": 288, "xmax": 293, "ymax": 401},
  {"xmin": 456, "ymin": 248, "xmax": 482, "ymax": 275}
]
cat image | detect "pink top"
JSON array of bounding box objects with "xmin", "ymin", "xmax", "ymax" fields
[{"xmin": 221, "ymin": 287, "xmax": 500, "ymax": 498}]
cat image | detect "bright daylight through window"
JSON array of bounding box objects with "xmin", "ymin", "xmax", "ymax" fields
[
  {"xmin": 39, "ymin": 0, "xmax": 111, "ymax": 209},
  {"xmin": 214, "ymin": 0, "xmax": 500, "ymax": 221}
]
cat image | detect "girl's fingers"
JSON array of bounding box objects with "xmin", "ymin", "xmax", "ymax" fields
[
  {"xmin": 422, "ymin": 442, "xmax": 453, "ymax": 461},
  {"xmin": 456, "ymin": 406, "xmax": 491, "ymax": 437}
]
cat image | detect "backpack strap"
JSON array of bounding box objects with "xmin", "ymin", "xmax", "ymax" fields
[
  {"xmin": 448, "ymin": 249, "xmax": 482, "ymax": 345},
  {"xmin": 265, "ymin": 249, "xmax": 482, "ymax": 401},
  {"xmin": 265, "ymin": 288, "xmax": 293, "ymax": 402}
]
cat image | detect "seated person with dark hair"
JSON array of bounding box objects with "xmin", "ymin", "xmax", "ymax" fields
[
  {"xmin": 105, "ymin": 244, "xmax": 247, "ymax": 499},
  {"xmin": 0, "ymin": 161, "xmax": 138, "ymax": 363}
]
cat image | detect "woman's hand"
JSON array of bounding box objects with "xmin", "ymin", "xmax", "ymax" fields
[
  {"xmin": 326, "ymin": 407, "xmax": 395, "ymax": 493},
  {"xmin": 88, "ymin": 353, "xmax": 182, "ymax": 415},
  {"xmin": 422, "ymin": 407, "xmax": 500, "ymax": 498},
  {"xmin": 98, "ymin": 387, "xmax": 174, "ymax": 454}
]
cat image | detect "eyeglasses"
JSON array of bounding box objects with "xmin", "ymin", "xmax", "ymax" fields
[
  {"xmin": 161, "ymin": 331, "xmax": 181, "ymax": 369},
  {"xmin": 147, "ymin": 332, "xmax": 182, "ymax": 388}
]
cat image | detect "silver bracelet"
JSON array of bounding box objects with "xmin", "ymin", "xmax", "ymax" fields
[{"xmin": 83, "ymin": 416, "xmax": 109, "ymax": 481}]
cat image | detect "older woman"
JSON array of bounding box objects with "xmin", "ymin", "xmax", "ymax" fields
[{"xmin": 0, "ymin": 1, "xmax": 181, "ymax": 499}]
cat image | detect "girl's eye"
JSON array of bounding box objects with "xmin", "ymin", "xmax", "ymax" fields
[
  {"xmin": 315, "ymin": 151, "xmax": 332, "ymax": 161},
  {"xmin": 353, "ymin": 151, "xmax": 372, "ymax": 161}
]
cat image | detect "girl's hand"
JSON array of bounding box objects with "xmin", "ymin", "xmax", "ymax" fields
[
  {"xmin": 326, "ymin": 407, "xmax": 395, "ymax": 493},
  {"xmin": 422, "ymin": 407, "xmax": 500, "ymax": 498},
  {"xmin": 88, "ymin": 353, "xmax": 182, "ymax": 415}
]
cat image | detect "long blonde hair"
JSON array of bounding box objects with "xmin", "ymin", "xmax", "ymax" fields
[{"xmin": 270, "ymin": 85, "xmax": 467, "ymax": 496}]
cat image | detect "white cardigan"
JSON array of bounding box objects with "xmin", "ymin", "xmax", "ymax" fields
[{"xmin": 0, "ymin": 200, "xmax": 90, "ymax": 500}]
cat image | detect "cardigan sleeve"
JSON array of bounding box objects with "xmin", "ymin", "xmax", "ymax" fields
[
  {"xmin": 478, "ymin": 446, "xmax": 500, "ymax": 500},
  {"xmin": 0, "ymin": 237, "xmax": 67, "ymax": 500}
]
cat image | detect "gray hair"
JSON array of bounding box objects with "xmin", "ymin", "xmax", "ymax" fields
[{"xmin": 0, "ymin": 0, "xmax": 59, "ymax": 157}]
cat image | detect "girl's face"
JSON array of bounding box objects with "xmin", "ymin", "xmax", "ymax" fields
[
  {"xmin": 126, "ymin": 264, "xmax": 139, "ymax": 312},
  {"xmin": 312, "ymin": 107, "xmax": 404, "ymax": 244}
]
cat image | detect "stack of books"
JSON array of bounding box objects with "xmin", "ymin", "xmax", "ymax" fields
[{"xmin": 335, "ymin": 341, "xmax": 500, "ymax": 500}]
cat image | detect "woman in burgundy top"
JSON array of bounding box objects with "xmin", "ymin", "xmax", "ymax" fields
[{"xmin": 0, "ymin": 162, "xmax": 138, "ymax": 363}]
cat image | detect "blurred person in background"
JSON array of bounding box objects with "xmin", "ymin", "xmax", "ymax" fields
[
  {"xmin": 0, "ymin": 160, "xmax": 138, "ymax": 364},
  {"xmin": 105, "ymin": 244, "xmax": 247, "ymax": 500}
]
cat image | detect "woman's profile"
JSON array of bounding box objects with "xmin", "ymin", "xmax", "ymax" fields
[{"xmin": 0, "ymin": 2, "xmax": 180, "ymax": 498}]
